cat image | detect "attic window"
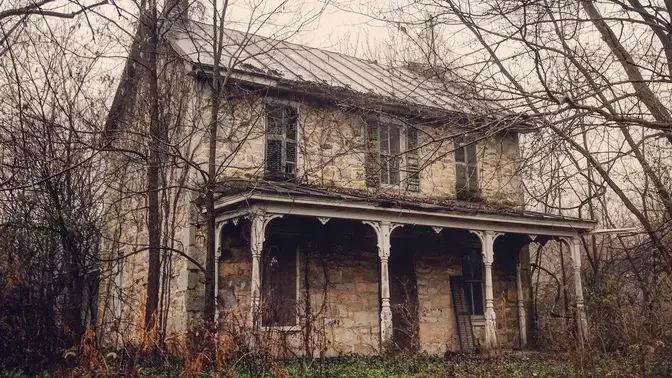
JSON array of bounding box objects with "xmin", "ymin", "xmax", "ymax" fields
[
  {"xmin": 454, "ymin": 136, "xmax": 478, "ymax": 199},
  {"xmin": 265, "ymin": 104, "xmax": 297, "ymax": 180}
]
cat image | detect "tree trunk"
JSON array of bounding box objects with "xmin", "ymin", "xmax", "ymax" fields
[{"xmin": 145, "ymin": 0, "xmax": 162, "ymax": 333}]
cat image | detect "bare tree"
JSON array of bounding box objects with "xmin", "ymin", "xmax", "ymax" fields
[
  {"xmin": 0, "ymin": 15, "xmax": 112, "ymax": 370},
  {"xmin": 371, "ymin": 0, "xmax": 672, "ymax": 349}
]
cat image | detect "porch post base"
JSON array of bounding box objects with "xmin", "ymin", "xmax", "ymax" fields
[
  {"xmin": 483, "ymin": 308, "xmax": 498, "ymax": 350},
  {"xmin": 380, "ymin": 304, "xmax": 393, "ymax": 347}
]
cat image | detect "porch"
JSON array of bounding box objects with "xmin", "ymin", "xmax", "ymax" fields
[{"xmin": 210, "ymin": 185, "xmax": 594, "ymax": 355}]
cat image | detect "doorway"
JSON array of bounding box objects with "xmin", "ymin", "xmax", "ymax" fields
[{"xmin": 389, "ymin": 240, "xmax": 419, "ymax": 352}]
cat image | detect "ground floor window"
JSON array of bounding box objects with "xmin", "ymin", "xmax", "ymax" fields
[
  {"xmin": 462, "ymin": 249, "xmax": 484, "ymax": 316},
  {"xmin": 261, "ymin": 238, "xmax": 299, "ymax": 327}
]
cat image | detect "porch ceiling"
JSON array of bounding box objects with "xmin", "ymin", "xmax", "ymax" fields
[{"xmin": 211, "ymin": 181, "xmax": 596, "ymax": 238}]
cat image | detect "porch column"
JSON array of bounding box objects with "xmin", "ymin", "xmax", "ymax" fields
[
  {"xmin": 471, "ymin": 230, "xmax": 502, "ymax": 350},
  {"xmin": 249, "ymin": 215, "xmax": 264, "ymax": 326},
  {"xmin": 515, "ymin": 259, "xmax": 527, "ymax": 348},
  {"xmin": 568, "ymin": 237, "xmax": 589, "ymax": 345},
  {"xmin": 214, "ymin": 221, "xmax": 227, "ymax": 321},
  {"xmin": 363, "ymin": 221, "xmax": 394, "ymax": 347}
]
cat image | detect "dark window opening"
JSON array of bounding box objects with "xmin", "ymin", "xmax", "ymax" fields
[
  {"xmin": 265, "ymin": 104, "xmax": 298, "ymax": 180},
  {"xmin": 261, "ymin": 239, "xmax": 298, "ymax": 327},
  {"xmin": 406, "ymin": 126, "xmax": 420, "ymax": 191},
  {"xmin": 462, "ymin": 249, "xmax": 484, "ymax": 316},
  {"xmin": 365, "ymin": 117, "xmax": 419, "ymax": 189},
  {"xmin": 454, "ymin": 136, "xmax": 479, "ymax": 199}
]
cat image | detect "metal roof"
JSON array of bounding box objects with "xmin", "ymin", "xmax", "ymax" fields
[{"xmin": 167, "ymin": 21, "xmax": 494, "ymax": 115}]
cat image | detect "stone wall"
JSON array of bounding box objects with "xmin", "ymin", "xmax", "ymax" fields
[
  {"xmin": 97, "ymin": 49, "xmax": 206, "ymax": 344},
  {"xmin": 414, "ymin": 244, "xmax": 461, "ymax": 354},
  {"xmin": 216, "ymin": 219, "xmax": 381, "ymax": 356},
  {"xmin": 213, "ymin": 220, "xmax": 531, "ymax": 356},
  {"xmin": 99, "ymin": 62, "xmax": 529, "ymax": 348},
  {"xmin": 188, "ymin": 94, "xmax": 524, "ymax": 205}
]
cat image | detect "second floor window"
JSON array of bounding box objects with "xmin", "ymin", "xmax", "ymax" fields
[
  {"xmin": 454, "ymin": 136, "xmax": 478, "ymax": 198},
  {"xmin": 379, "ymin": 124, "xmax": 402, "ymax": 185},
  {"xmin": 365, "ymin": 117, "xmax": 419, "ymax": 190},
  {"xmin": 265, "ymin": 104, "xmax": 297, "ymax": 179}
]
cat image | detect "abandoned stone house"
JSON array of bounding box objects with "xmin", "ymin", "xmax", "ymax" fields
[{"xmin": 99, "ymin": 17, "xmax": 595, "ymax": 356}]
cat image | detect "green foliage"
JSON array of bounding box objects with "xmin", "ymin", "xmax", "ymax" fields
[
  {"xmin": 184, "ymin": 354, "xmax": 670, "ymax": 378},
  {"xmin": 14, "ymin": 353, "xmax": 672, "ymax": 377}
]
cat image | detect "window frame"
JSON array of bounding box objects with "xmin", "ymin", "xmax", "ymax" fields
[
  {"xmin": 462, "ymin": 250, "xmax": 485, "ymax": 317},
  {"xmin": 454, "ymin": 136, "xmax": 479, "ymax": 198},
  {"xmin": 368, "ymin": 115, "xmax": 418, "ymax": 189},
  {"xmin": 263, "ymin": 101, "xmax": 299, "ymax": 180},
  {"xmin": 260, "ymin": 242, "xmax": 301, "ymax": 331},
  {"xmin": 378, "ymin": 122, "xmax": 404, "ymax": 187}
]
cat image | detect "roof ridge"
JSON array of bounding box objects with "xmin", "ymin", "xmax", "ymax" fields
[
  {"xmin": 166, "ymin": 18, "xmax": 511, "ymax": 119},
  {"xmin": 180, "ymin": 18, "xmax": 387, "ymax": 69}
]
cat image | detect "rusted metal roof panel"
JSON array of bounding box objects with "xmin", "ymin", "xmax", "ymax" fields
[{"xmin": 167, "ymin": 21, "xmax": 490, "ymax": 114}]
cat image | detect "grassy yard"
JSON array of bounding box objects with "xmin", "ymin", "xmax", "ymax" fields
[
  {"xmin": 136, "ymin": 353, "xmax": 669, "ymax": 378},
  {"xmin": 4, "ymin": 353, "xmax": 669, "ymax": 377}
]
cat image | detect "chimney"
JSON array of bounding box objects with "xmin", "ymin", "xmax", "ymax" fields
[{"xmin": 163, "ymin": 0, "xmax": 189, "ymax": 25}]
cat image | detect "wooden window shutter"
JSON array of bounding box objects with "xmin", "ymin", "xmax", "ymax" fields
[
  {"xmin": 406, "ymin": 126, "xmax": 420, "ymax": 192},
  {"xmin": 466, "ymin": 144, "xmax": 478, "ymax": 195},
  {"xmin": 266, "ymin": 139, "xmax": 282, "ymax": 174},
  {"xmin": 285, "ymin": 107, "xmax": 297, "ymax": 175},
  {"xmin": 265, "ymin": 104, "xmax": 298, "ymax": 179},
  {"xmin": 365, "ymin": 120, "xmax": 380, "ymax": 188}
]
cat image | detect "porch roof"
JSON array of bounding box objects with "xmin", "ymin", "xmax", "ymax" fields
[{"xmin": 212, "ymin": 181, "xmax": 596, "ymax": 237}]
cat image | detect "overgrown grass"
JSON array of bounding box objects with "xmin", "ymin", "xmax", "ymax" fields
[
  {"xmin": 5, "ymin": 353, "xmax": 671, "ymax": 377},
  {"xmin": 270, "ymin": 354, "xmax": 669, "ymax": 378}
]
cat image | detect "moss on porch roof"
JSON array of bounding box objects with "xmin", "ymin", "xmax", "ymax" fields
[{"xmin": 212, "ymin": 180, "xmax": 594, "ymax": 225}]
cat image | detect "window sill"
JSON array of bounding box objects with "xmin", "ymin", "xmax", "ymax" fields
[
  {"xmin": 263, "ymin": 173, "xmax": 296, "ymax": 182},
  {"xmin": 379, "ymin": 182, "xmax": 401, "ymax": 189},
  {"xmin": 455, "ymin": 191, "xmax": 483, "ymax": 201},
  {"xmin": 262, "ymin": 325, "xmax": 301, "ymax": 332}
]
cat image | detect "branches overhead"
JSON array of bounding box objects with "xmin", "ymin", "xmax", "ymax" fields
[
  {"xmin": 0, "ymin": 0, "xmax": 107, "ymax": 22},
  {"xmin": 377, "ymin": 0, "xmax": 672, "ymax": 274}
]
